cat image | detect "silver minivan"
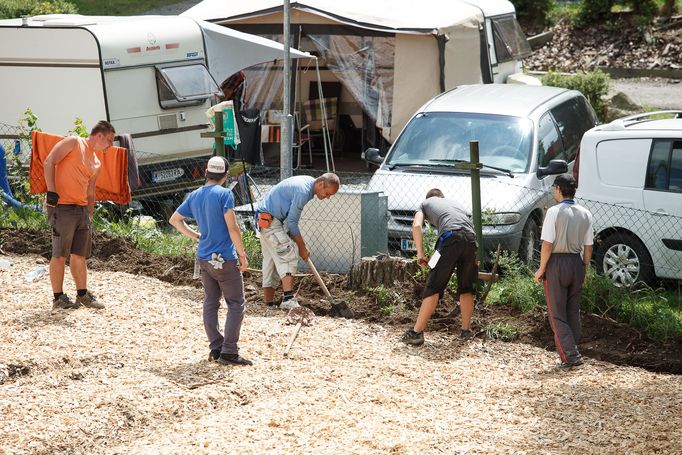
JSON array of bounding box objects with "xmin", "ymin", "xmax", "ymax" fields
[{"xmin": 364, "ymin": 84, "xmax": 597, "ymax": 262}]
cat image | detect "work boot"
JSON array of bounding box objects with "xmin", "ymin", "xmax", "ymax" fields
[
  {"xmin": 52, "ymin": 294, "xmax": 80, "ymax": 310},
  {"xmin": 280, "ymin": 298, "xmax": 300, "ymax": 310},
  {"xmin": 555, "ymin": 358, "xmax": 584, "ymax": 370},
  {"xmin": 218, "ymin": 353, "xmax": 253, "ymax": 366},
  {"xmin": 400, "ymin": 329, "xmax": 424, "ymax": 346},
  {"xmin": 76, "ymin": 291, "xmax": 105, "ymax": 309},
  {"xmin": 460, "ymin": 329, "xmax": 474, "ymax": 340},
  {"xmin": 208, "ymin": 349, "xmax": 221, "ymax": 362}
]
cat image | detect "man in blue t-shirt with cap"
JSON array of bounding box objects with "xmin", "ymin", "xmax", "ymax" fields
[{"xmin": 169, "ymin": 156, "xmax": 252, "ymax": 366}]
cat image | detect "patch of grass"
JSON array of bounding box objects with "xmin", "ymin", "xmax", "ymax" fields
[
  {"xmin": 484, "ymin": 322, "xmax": 520, "ymax": 342},
  {"xmin": 486, "ymin": 254, "xmax": 682, "ymax": 340},
  {"xmin": 582, "ymin": 270, "xmax": 682, "ymax": 339},
  {"xmin": 92, "ymin": 208, "xmax": 196, "ymax": 257}
]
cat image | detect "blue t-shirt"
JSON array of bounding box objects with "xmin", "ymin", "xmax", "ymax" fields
[
  {"xmin": 254, "ymin": 175, "xmax": 315, "ymax": 237},
  {"xmin": 177, "ymin": 184, "xmax": 237, "ymax": 261}
]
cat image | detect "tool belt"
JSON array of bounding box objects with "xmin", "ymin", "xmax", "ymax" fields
[{"xmin": 257, "ymin": 212, "xmax": 273, "ymax": 229}]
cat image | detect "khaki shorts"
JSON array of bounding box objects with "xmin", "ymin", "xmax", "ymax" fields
[
  {"xmin": 48, "ymin": 204, "xmax": 92, "ymax": 258},
  {"xmin": 259, "ymin": 218, "xmax": 298, "ymax": 288}
]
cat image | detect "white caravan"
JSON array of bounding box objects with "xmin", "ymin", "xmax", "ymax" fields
[{"xmin": 0, "ymin": 14, "xmax": 309, "ymax": 197}]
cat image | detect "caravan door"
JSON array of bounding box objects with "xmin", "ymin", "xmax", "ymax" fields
[{"xmin": 484, "ymin": 14, "xmax": 532, "ymax": 83}]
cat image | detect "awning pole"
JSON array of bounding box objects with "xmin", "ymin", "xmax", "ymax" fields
[{"xmin": 280, "ymin": 0, "xmax": 293, "ymax": 180}]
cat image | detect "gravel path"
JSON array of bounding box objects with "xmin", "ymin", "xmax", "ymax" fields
[{"xmin": 610, "ymin": 77, "xmax": 682, "ymax": 110}]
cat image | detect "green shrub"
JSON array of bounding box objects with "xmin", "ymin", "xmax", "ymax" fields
[
  {"xmin": 0, "ymin": 0, "xmax": 78, "ymax": 19},
  {"xmin": 542, "ymin": 69, "xmax": 611, "ymax": 122},
  {"xmin": 241, "ymin": 229, "xmax": 262, "ymax": 269}
]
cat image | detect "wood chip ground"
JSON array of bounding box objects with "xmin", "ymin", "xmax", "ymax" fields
[{"xmin": 1, "ymin": 255, "xmax": 680, "ymax": 454}]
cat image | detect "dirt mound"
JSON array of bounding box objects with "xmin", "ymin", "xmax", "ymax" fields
[
  {"xmin": 525, "ymin": 16, "xmax": 682, "ymax": 72},
  {"xmin": 1, "ymin": 226, "xmax": 680, "ymax": 374}
]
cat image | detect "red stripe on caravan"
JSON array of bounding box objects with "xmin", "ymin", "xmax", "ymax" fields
[
  {"xmin": 544, "ymin": 279, "xmax": 569, "ymax": 364},
  {"xmin": 166, "ymin": 43, "xmax": 180, "ymax": 49},
  {"xmin": 127, "ymin": 47, "xmax": 141, "ymax": 53}
]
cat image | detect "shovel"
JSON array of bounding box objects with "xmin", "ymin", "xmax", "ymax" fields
[{"xmin": 306, "ymin": 257, "xmax": 354, "ymax": 319}]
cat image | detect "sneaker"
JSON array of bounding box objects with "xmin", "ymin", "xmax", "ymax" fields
[
  {"xmin": 52, "ymin": 294, "xmax": 80, "ymax": 310},
  {"xmin": 208, "ymin": 349, "xmax": 221, "ymax": 361},
  {"xmin": 400, "ymin": 329, "xmax": 424, "ymax": 346},
  {"xmin": 76, "ymin": 291, "xmax": 104, "ymax": 309},
  {"xmin": 556, "ymin": 359, "xmax": 584, "ymax": 370},
  {"xmin": 460, "ymin": 329, "xmax": 474, "ymax": 340},
  {"xmin": 279, "ymin": 298, "xmax": 300, "ymax": 310},
  {"xmin": 218, "ymin": 353, "xmax": 253, "ymax": 366}
]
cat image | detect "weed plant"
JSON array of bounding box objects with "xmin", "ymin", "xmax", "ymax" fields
[
  {"xmin": 486, "ymin": 251, "xmax": 545, "ymax": 312},
  {"xmin": 366, "ymin": 284, "xmax": 406, "ymax": 315},
  {"xmin": 484, "ymin": 321, "xmax": 521, "ymax": 341}
]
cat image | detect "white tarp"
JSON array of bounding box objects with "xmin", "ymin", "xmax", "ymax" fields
[
  {"xmin": 197, "ymin": 19, "xmax": 313, "ymax": 84},
  {"xmin": 182, "ymin": 0, "xmax": 513, "ymax": 34}
]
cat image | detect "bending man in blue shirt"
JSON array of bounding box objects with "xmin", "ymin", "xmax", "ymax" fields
[
  {"xmin": 255, "ymin": 173, "xmax": 340, "ymax": 309},
  {"xmin": 169, "ymin": 156, "xmax": 252, "ymax": 366}
]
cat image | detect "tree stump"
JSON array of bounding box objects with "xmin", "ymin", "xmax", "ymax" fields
[{"xmin": 348, "ymin": 254, "xmax": 418, "ymax": 290}]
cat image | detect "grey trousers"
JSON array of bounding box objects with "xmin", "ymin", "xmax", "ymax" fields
[
  {"xmin": 198, "ymin": 258, "xmax": 245, "ymax": 355},
  {"xmin": 543, "ymin": 253, "xmax": 584, "ymax": 365}
]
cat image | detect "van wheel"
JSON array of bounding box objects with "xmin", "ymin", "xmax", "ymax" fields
[
  {"xmin": 595, "ymin": 233, "xmax": 655, "ymax": 287},
  {"xmin": 519, "ymin": 218, "xmax": 540, "ymax": 266}
]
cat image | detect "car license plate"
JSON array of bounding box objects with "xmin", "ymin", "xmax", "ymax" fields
[
  {"xmin": 401, "ymin": 239, "xmax": 416, "ymax": 251},
  {"xmin": 152, "ymin": 168, "xmax": 185, "ymax": 183}
]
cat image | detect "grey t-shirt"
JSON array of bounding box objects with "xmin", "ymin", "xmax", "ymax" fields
[
  {"xmin": 420, "ymin": 197, "xmax": 474, "ymax": 237},
  {"xmin": 540, "ymin": 201, "xmax": 594, "ymax": 254}
]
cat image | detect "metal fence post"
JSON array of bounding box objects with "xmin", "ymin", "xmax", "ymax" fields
[{"xmin": 469, "ymin": 140, "xmax": 483, "ymax": 264}]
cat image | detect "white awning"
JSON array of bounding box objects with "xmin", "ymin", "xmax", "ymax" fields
[
  {"xmin": 196, "ymin": 19, "xmax": 313, "ymax": 83},
  {"xmin": 183, "ymin": 0, "xmax": 515, "ymax": 33}
]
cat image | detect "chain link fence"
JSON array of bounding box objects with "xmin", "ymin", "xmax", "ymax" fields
[{"xmin": 1, "ymin": 123, "xmax": 680, "ymax": 286}]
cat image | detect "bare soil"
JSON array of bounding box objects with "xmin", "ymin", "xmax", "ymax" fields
[{"xmin": 2, "ymin": 227, "xmax": 680, "ymax": 375}]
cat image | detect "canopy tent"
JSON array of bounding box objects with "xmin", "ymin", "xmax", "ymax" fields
[
  {"xmin": 182, "ymin": 1, "xmax": 529, "ymax": 145},
  {"xmin": 197, "ymin": 18, "xmax": 313, "ymax": 86}
]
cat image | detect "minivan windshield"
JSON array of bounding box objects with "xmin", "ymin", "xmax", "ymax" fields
[{"xmin": 385, "ymin": 112, "xmax": 533, "ymax": 173}]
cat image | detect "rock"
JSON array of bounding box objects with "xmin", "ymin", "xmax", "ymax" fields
[{"xmin": 607, "ymin": 92, "xmax": 642, "ymax": 111}]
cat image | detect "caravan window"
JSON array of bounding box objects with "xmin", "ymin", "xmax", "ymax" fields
[
  {"xmin": 491, "ymin": 16, "xmax": 531, "ymax": 63},
  {"xmin": 155, "ymin": 63, "xmax": 220, "ymax": 109}
]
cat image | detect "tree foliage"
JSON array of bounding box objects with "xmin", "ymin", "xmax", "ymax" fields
[
  {"xmin": 577, "ymin": 0, "xmax": 658, "ymax": 26},
  {"xmin": 511, "ymin": 0, "xmax": 555, "ymax": 28},
  {"xmin": 0, "ymin": 0, "xmax": 78, "ymax": 19}
]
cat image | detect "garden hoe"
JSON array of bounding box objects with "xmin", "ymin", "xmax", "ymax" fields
[
  {"xmin": 306, "ymin": 257, "xmax": 354, "ymax": 319},
  {"xmin": 283, "ymin": 306, "xmax": 315, "ymax": 358}
]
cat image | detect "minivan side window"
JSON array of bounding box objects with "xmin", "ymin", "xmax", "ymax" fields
[
  {"xmin": 550, "ymin": 97, "xmax": 596, "ymax": 163},
  {"xmin": 537, "ymin": 113, "xmax": 563, "ymax": 167},
  {"xmin": 646, "ymin": 140, "xmax": 682, "ymax": 191}
]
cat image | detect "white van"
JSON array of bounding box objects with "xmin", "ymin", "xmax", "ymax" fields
[
  {"xmin": 576, "ymin": 111, "xmax": 682, "ymax": 286},
  {"xmin": 0, "ymin": 14, "xmax": 307, "ymax": 199},
  {"xmin": 364, "ymin": 84, "xmax": 597, "ymax": 263}
]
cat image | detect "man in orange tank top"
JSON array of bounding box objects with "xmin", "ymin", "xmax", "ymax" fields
[{"xmin": 43, "ymin": 121, "xmax": 115, "ymax": 310}]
